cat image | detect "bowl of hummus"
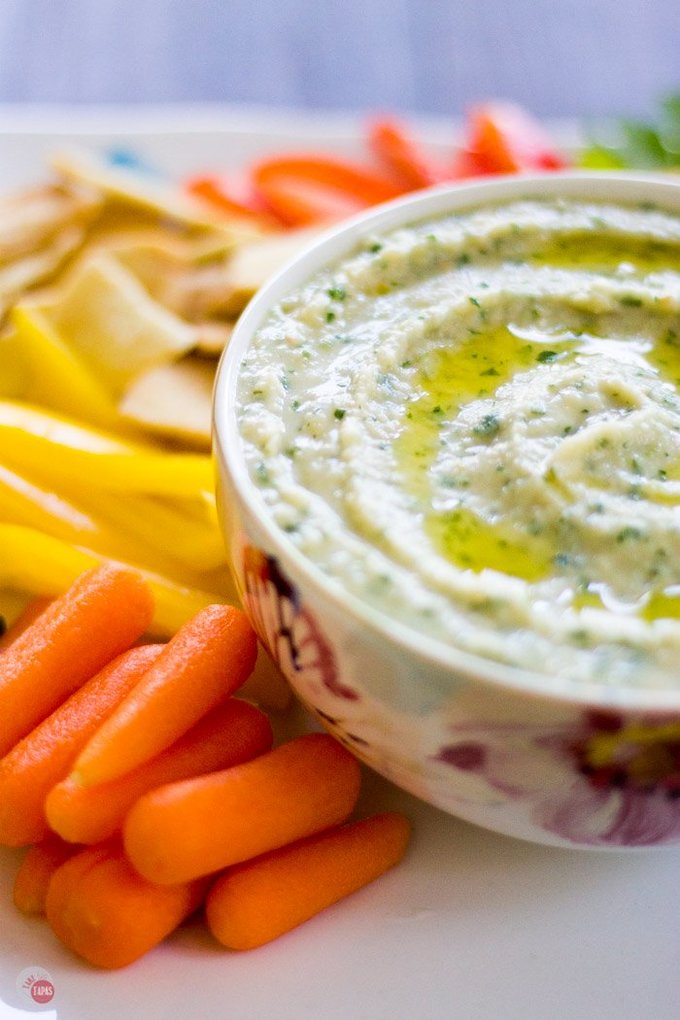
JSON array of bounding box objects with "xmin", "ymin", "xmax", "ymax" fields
[{"xmin": 214, "ymin": 172, "xmax": 680, "ymax": 849}]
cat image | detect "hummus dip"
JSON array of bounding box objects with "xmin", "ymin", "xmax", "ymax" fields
[{"xmin": 237, "ymin": 197, "xmax": 680, "ymax": 689}]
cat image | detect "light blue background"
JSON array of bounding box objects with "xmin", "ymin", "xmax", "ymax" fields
[{"xmin": 0, "ymin": 0, "xmax": 677, "ymax": 118}]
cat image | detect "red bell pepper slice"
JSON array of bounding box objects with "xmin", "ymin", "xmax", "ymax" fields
[
  {"xmin": 250, "ymin": 154, "xmax": 404, "ymax": 227},
  {"xmin": 463, "ymin": 102, "xmax": 568, "ymax": 174},
  {"xmin": 367, "ymin": 118, "xmax": 452, "ymax": 189},
  {"xmin": 186, "ymin": 174, "xmax": 281, "ymax": 226}
]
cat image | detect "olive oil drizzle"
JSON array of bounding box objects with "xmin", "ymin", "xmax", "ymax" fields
[{"xmin": 394, "ymin": 266, "xmax": 680, "ymax": 623}]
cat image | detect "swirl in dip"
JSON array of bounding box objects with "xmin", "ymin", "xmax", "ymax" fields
[{"xmin": 237, "ymin": 197, "xmax": 680, "ymax": 689}]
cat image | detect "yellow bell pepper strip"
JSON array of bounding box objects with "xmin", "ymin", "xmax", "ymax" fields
[
  {"xmin": 0, "ymin": 588, "xmax": 35, "ymax": 631},
  {"xmin": 0, "ymin": 461, "xmax": 224, "ymax": 590},
  {"xmin": 10, "ymin": 304, "xmax": 120, "ymax": 429},
  {"xmin": 0, "ymin": 400, "xmax": 213, "ymax": 499},
  {"xmin": 77, "ymin": 490, "xmax": 228, "ymax": 576},
  {"xmin": 0, "ymin": 461, "xmax": 100, "ymax": 541},
  {"xmin": 0, "ymin": 524, "xmax": 223, "ymax": 637},
  {"xmin": 0, "ymin": 330, "xmax": 30, "ymax": 400}
]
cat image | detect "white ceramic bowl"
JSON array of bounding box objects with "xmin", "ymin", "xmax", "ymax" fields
[{"xmin": 214, "ymin": 172, "xmax": 680, "ymax": 849}]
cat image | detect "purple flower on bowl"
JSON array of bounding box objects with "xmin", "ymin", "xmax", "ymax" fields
[{"xmin": 436, "ymin": 709, "xmax": 680, "ymax": 846}]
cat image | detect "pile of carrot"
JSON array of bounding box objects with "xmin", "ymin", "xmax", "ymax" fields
[{"xmin": 0, "ymin": 563, "xmax": 410, "ymax": 968}]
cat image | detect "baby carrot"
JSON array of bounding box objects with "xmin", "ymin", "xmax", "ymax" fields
[
  {"xmin": 13, "ymin": 833, "xmax": 81, "ymax": 915},
  {"xmin": 0, "ymin": 563, "xmax": 155, "ymax": 757},
  {"xmin": 45, "ymin": 843, "xmax": 208, "ymax": 969},
  {"xmin": 123, "ymin": 732, "xmax": 362, "ymax": 884},
  {"xmin": 0, "ymin": 597, "xmax": 52, "ymax": 652},
  {"xmin": 0, "ymin": 644, "xmax": 164, "ymax": 846},
  {"xmin": 71, "ymin": 604, "xmax": 257, "ymax": 788},
  {"xmin": 46, "ymin": 698, "xmax": 273, "ymax": 844},
  {"xmin": 206, "ymin": 812, "xmax": 411, "ymax": 949}
]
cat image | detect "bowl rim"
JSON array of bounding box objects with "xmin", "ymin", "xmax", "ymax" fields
[{"xmin": 214, "ymin": 169, "xmax": 680, "ymax": 712}]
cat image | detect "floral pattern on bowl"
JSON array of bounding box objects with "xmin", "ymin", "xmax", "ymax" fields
[
  {"xmin": 241, "ymin": 544, "xmax": 360, "ymax": 702},
  {"xmin": 235, "ymin": 540, "xmax": 680, "ymax": 849},
  {"xmin": 435, "ymin": 708, "xmax": 680, "ymax": 847}
]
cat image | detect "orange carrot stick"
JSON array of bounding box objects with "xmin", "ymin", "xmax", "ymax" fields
[
  {"xmin": 13, "ymin": 833, "xmax": 81, "ymax": 915},
  {"xmin": 206, "ymin": 811, "xmax": 411, "ymax": 949},
  {"xmin": 0, "ymin": 644, "xmax": 164, "ymax": 847},
  {"xmin": 0, "ymin": 564, "xmax": 154, "ymax": 757},
  {"xmin": 45, "ymin": 843, "xmax": 208, "ymax": 969},
  {"xmin": 46, "ymin": 698, "xmax": 273, "ymax": 844},
  {"xmin": 0, "ymin": 597, "xmax": 52, "ymax": 652},
  {"xmin": 70, "ymin": 604, "xmax": 257, "ymax": 788},
  {"xmin": 123, "ymin": 732, "xmax": 362, "ymax": 885}
]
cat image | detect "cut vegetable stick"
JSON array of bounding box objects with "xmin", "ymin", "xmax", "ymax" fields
[
  {"xmin": 0, "ymin": 597, "xmax": 52, "ymax": 652},
  {"xmin": 186, "ymin": 174, "xmax": 280, "ymax": 227},
  {"xmin": 0, "ymin": 644, "xmax": 164, "ymax": 846},
  {"xmin": 0, "ymin": 563, "xmax": 155, "ymax": 757},
  {"xmin": 71, "ymin": 604, "xmax": 257, "ymax": 788},
  {"xmin": 464, "ymin": 102, "xmax": 568, "ymax": 173},
  {"xmin": 45, "ymin": 843, "xmax": 208, "ymax": 969},
  {"xmin": 46, "ymin": 698, "xmax": 273, "ymax": 844},
  {"xmin": 13, "ymin": 833, "xmax": 81, "ymax": 915},
  {"xmin": 0, "ymin": 522, "xmax": 224, "ymax": 639},
  {"xmin": 206, "ymin": 812, "xmax": 411, "ymax": 949},
  {"xmin": 0, "ymin": 463, "xmax": 222, "ymax": 594},
  {"xmin": 123, "ymin": 732, "xmax": 362, "ymax": 884},
  {"xmin": 367, "ymin": 118, "xmax": 450, "ymax": 189},
  {"xmin": 0, "ymin": 396, "xmax": 214, "ymax": 498}
]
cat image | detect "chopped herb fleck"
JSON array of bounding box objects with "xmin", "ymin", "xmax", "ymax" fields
[
  {"xmin": 326, "ymin": 310, "xmax": 336, "ymax": 322},
  {"xmin": 481, "ymin": 367, "xmax": 500, "ymax": 376},
  {"xmin": 616, "ymin": 526, "xmax": 643, "ymax": 543},
  {"xmin": 537, "ymin": 349, "xmax": 558, "ymax": 363},
  {"xmin": 620, "ymin": 295, "xmax": 643, "ymax": 307},
  {"xmin": 327, "ymin": 286, "xmax": 346, "ymax": 301},
  {"xmin": 334, "ymin": 408, "xmax": 346, "ymax": 420},
  {"xmin": 473, "ymin": 413, "xmax": 502, "ymax": 438}
]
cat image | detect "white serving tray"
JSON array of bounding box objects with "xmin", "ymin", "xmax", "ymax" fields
[{"xmin": 0, "ymin": 104, "xmax": 677, "ymax": 1020}]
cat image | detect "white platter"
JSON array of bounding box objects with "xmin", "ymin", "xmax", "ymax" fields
[{"xmin": 0, "ymin": 104, "xmax": 678, "ymax": 1020}]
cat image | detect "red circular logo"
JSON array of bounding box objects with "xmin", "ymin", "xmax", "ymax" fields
[{"xmin": 30, "ymin": 980, "xmax": 55, "ymax": 1004}]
